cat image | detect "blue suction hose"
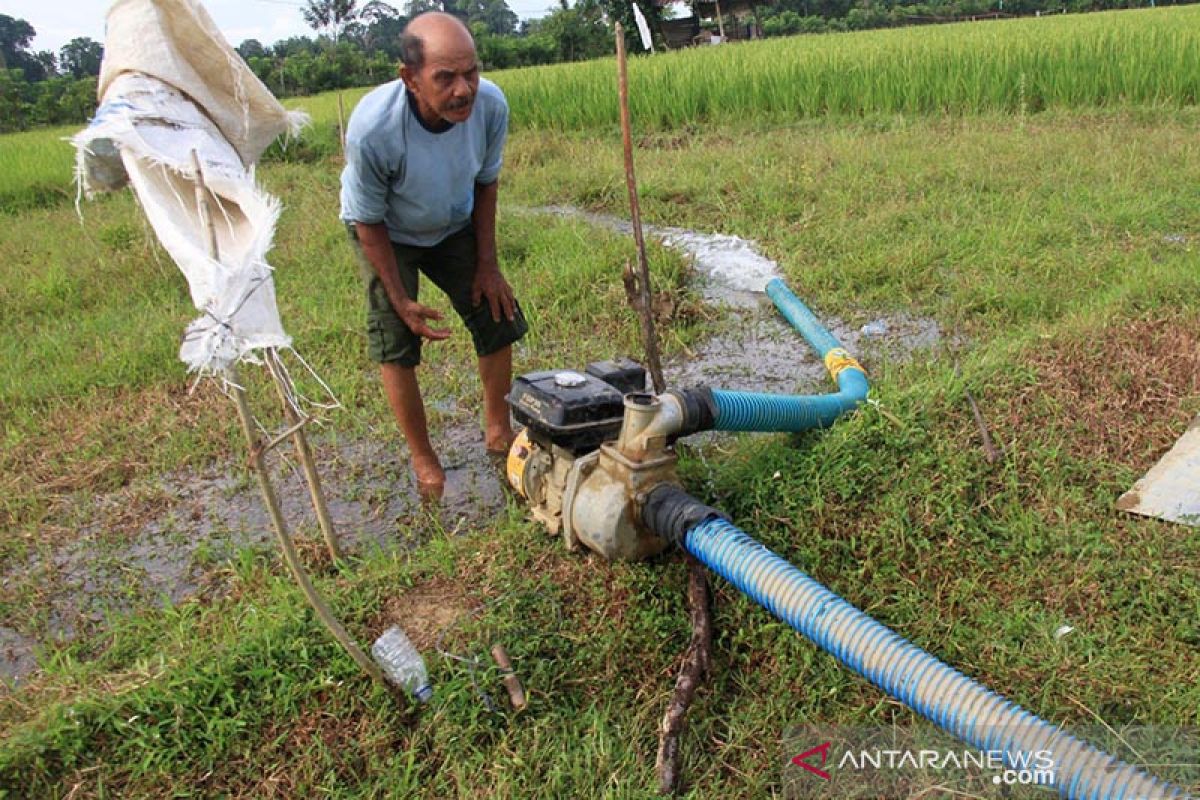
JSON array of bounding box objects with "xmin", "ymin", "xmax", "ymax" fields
[
  {"xmin": 640, "ymin": 280, "xmax": 1190, "ymax": 798},
  {"xmin": 709, "ymin": 278, "xmax": 869, "ymax": 432}
]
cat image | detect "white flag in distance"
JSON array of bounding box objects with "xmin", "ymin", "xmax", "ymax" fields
[{"xmin": 632, "ymin": 1, "xmax": 654, "ymax": 51}]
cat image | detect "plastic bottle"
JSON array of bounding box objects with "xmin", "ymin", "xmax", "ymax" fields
[{"xmin": 371, "ymin": 626, "xmax": 433, "ymax": 702}]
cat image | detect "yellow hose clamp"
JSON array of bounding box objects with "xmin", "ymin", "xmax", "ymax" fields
[{"xmin": 824, "ymin": 348, "xmax": 865, "ymax": 380}]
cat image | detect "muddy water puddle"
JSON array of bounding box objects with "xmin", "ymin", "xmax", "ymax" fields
[
  {"xmin": 4, "ymin": 209, "xmax": 949, "ymax": 686},
  {"xmin": 666, "ymin": 303, "xmax": 943, "ymax": 394},
  {"xmin": 1, "ymin": 419, "xmax": 508, "ymax": 685},
  {"xmin": 531, "ymin": 205, "xmax": 778, "ymax": 307}
]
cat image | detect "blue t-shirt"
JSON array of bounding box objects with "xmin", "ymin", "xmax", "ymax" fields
[{"xmin": 339, "ymin": 78, "xmax": 508, "ymax": 247}]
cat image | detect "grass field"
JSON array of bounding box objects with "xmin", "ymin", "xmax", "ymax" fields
[
  {"xmin": 1, "ymin": 8, "xmax": 1198, "ymax": 798},
  {"xmin": 0, "ymin": 125, "xmax": 81, "ymax": 215},
  {"xmin": 7, "ymin": 6, "xmax": 1198, "ymax": 212}
]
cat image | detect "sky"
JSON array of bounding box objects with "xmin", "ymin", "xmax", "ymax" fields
[{"xmin": 6, "ymin": 0, "xmax": 560, "ymax": 56}]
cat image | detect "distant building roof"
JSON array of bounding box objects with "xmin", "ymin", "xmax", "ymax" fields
[{"xmin": 692, "ymin": 0, "xmax": 764, "ymax": 16}]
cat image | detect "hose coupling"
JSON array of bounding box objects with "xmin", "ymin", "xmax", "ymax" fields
[
  {"xmin": 669, "ymin": 387, "xmax": 719, "ymax": 438},
  {"xmin": 641, "ymin": 483, "xmax": 728, "ymax": 547}
]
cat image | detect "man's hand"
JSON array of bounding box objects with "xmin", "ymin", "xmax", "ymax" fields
[
  {"xmin": 354, "ymin": 222, "xmax": 451, "ymax": 342},
  {"xmin": 472, "ymin": 262, "xmax": 516, "ymax": 323},
  {"xmin": 397, "ymin": 298, "xmax": 452, "ymax": 341}
]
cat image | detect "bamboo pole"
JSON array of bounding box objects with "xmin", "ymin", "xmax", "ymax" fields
[
  {"xmin": 265, "ymin": 349, "xmax": 343, "ymax": 561},
  {"xmin": 227, "ymin": 370, "xmax": 386, "ymax": 687},
  {"xmin": 336, "ymin": 91, "xmax": 347, "ymax": 156},
  {"xmin": 611, "ymin": 32, "xmax": 713, "ymax": 795},
  {"xmin": 189, "ymin": 150, "xmax": 387, "ymax": 689},
  {"xmin": 614, "ymin": 23, "xmax": 666, "ymax": 394}
]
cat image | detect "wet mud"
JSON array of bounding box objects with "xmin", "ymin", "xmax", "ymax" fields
[
  {"xmin": 1, "ymin": 421, "xmax": 508, "ymax": 684},
  {"xmin": 664, "ymin": 302, "xmax": 943, "ymax": 395},
  {"xmin": 530, "ymin": 205, "xmax": 945, "ymax": 393}
]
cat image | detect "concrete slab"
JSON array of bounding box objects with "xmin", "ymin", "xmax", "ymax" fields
[{"xmin": 1117, "ymin": 415, "xmax": 1200, "ymax": 527}]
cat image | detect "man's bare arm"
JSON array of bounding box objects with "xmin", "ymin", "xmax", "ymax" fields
[{"xmin": 471, "ymin": 181, "xmax": 515, "ymax": 323}]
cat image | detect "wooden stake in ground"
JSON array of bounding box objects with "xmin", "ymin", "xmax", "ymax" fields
[
  {"xmin": 612, "ymin": 28, "xmax": 713, "ymax": 794},
  {"xmin": 954, "ymin": 360, "xmax": 1002, "ymax": 464},
  {"xmin": 189, "ymin": 154, "xmax": 343, "ymax": 562},
  {"xmin": 615, "ymin": 22, "xmax": 666, "ymax": 394},
  {"xmin": 656, "ymin": 556, "xmax": 712, "ymax": 794},
  {"xmin": 265, "ymin": 348, "xmax": 343, "ymax": 561},
  {"xmin": 189, "ymin": 150, "xmax": 386, "ymax": 690}
]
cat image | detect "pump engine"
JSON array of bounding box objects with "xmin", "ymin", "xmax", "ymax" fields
[{"xmin": 505, "ymin": 359, "xmax": 680, "ymax": 560}]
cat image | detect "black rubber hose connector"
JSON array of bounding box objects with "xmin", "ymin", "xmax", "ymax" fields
[
  {"xmin": 669, "ymin": 387, "xmax": 719, "ymax": 439},
  {"xmin": 641, "ymin": 483, "xmax": 727, "ymax": 547}
]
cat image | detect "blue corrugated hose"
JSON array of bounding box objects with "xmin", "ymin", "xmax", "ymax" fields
[
  {"xmin": 711, "ymin": 278, "xmax": 869, "ymax": 432},
  {"xmin": 658, "ymin": 280, "xmax": 1186, "ymax": 796},
  {"xmin": 765, "ymin": 277, "xmax": 842, "ymax": 356},
  {"xmin": 685, "ymin": 516, "xmax": 1189, "ymax": 799}
]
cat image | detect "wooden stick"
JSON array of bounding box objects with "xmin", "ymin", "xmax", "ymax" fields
[
  {"xmin": 612, "ymin": 30, "xmax": 710, "ymax": 792},
  {"xmin": 189, "ymin": 150, "xmax": 386, "ymax": 689},
  {"xmin": 266, "ymin": 348, "xmax": 343, "ymax": 561},
  {"xmin": 656, "ymin": 556, "xmax": 712, "ymax": 794},
  {"xmin": 954, "ymin": 360, "xmax": 1002, "ymax": 464},
  {"xmin": 336, "ymin": 91, "xmax": 347, "ymax": 156},
  {"xmin": 615, "ymin": 23, "xmax": 666, "ymax": 394},
  {"xmin": 490, "ymin": 643, "xmax": 527, "ymax": 711},
  {"xmin": 966, "ymin": 387, "xmax": 1001, "ymax": 464},
  {"xmin": 191, "ymin": 150, "xmax": 220, "ymax": 260},
  {"xmin": 228, "ymin": 368, "xmax": 387, "ymax": 688},
  {"xmin": 250, "ymin": 414, "xmax": 310, "ymax": 461}
]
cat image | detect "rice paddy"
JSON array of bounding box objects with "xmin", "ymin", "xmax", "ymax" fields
[
  {"xmin": 492, "ymin": 7, "xmax": 1200, "ymax": 130},
  {"xmin": 5, "ymin": 6, "xmax": 1198, "ymax": 211}
]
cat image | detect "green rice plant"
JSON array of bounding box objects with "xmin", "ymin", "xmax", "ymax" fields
[
  {"xmin": 3, "ymin": 7, "xmax": 1197, "ymax": 205},
  {"xmin": 486, "ymin": 7, "xmax": 1199, "ymax": 130},
  {"xmin": 212, "ymin": 7, "xmax": 1200, "ymax": 158}
]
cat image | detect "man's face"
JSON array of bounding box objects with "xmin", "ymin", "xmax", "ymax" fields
[{"xmin": 403, "ymin": 36, "xmax": 480, "ymax": 126}]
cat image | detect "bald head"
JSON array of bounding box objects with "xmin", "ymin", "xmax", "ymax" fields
[
  {"xmin": 399, "ymin": 11, "xmax": 482, "ymax": 128},
  {"xmin": 400, "ymin": 12, "xmax": 475, "ymax": 71}
]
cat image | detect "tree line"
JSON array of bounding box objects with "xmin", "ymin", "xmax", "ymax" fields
[
  {"xmin": 1, "ymin": 14, "xmax": 102, "ymax": 131},
  {"xmin": 0, "ymin": 0, "xmax": 1185, "ymax": 134},
  {"xmin": 238, "ymin": 0, "xmax": 618, "ymax": 99}
]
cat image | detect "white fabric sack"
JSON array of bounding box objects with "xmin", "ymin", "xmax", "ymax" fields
[
  {"xmin": 98, "ymin": 0, "xmax": 301, "ymax": 166},
  {"xmin": 72, "ymin": 0, "xmax": 310, "ymax": 377},
  {"xmin": 75, "ymin": 72, "xmax": 292, "ymax": 374}
]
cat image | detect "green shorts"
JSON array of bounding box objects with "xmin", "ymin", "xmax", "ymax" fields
[{"xmin": 347, "ymin": 224, "xmax": 528, "ymax": 367}]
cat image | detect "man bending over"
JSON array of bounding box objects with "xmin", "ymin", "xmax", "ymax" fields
[{"xmin": 341, "ymin": 12, "xmax": 527, "ymax": 501}]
